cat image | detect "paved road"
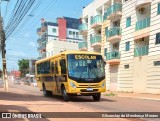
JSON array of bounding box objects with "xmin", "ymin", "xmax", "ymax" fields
[{"xmin": 0, "ymin": 82, "xmax": 159, "ymax": 121}]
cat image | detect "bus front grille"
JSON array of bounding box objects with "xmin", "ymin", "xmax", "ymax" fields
[
  {"xmin": 80, "ymin": 89, "xmax": 99, "ymax": 92},
  {"xmin": 77, "ymin": 84, "xmax": 100, "ymax": 88}
]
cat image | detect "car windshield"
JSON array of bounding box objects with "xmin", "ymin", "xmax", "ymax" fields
[{"xmin": 68, "ymin": 54, "xmax": 105, "ymax": 81}]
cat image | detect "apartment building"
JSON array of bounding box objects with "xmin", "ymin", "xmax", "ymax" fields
[
  {"xmin": 37, "ymin": 17, "xmax": 82, "ymax": 59},
  {"xmin": 80, "ymin": 0, "xmax": 160, "ymax": 94}
]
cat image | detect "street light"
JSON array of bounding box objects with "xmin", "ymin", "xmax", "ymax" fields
[{"xmin": 0, "ymin": 0, "xmax": 10, "ymax": 92}]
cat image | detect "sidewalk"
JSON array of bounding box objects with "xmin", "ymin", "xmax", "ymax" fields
[{"xmin": 103, "ymin": 91, "xmax": 160, "ymax": 101}]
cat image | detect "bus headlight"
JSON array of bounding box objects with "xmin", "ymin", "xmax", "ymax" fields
[
  {"xmin": 70, "ymin": 82, "xmax": 76, "ymax": 88},
  {"xmin": 101, "ymin": 82, "xmax": 105, "ymax": 88}
]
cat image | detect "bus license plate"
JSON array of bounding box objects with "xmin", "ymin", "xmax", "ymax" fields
[{"xmin": 87, "ymin": 88, "xmax": 93, "ymax": 91}]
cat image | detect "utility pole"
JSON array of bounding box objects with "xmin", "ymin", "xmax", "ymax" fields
[
  {"xmin": 0, "ymin": 0, "xmax": 10, "ymax": 91},
  {"xmin": 0, "ymin": 17, "xmax": 8, "ymax": 91}
]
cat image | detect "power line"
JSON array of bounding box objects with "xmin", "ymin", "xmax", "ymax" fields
[{"xmin": 5, "ymin": 0, "xmax": 37, "ymax": 38}]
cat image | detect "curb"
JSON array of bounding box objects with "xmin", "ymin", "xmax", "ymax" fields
[{"xmin": 117, "ymin": 95, "xmax": 160, "ymax": 101}]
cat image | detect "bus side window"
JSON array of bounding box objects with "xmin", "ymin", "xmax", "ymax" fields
[
  {"xmin": 51, "ymin": 62, "xmax": 54, "ymax": 74},
  {"xmin": 60, "ymin": 59, "xmax": 66, "ymax": 74},
  {"xmin": 37, "ymin": 64, "xmax": 40, "ymax": 74},
  {"xmin": 55, "ymin": 61, "xmax": 58, "ymax": 74},
  {"xmin": 44, "ymin": 61, "xmax": 50, "ymax": 74}
]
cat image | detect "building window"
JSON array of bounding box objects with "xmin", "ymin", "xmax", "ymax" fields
[
  {"xmin": 73, "ymin": 31, "xmax": 75, "ymax": 35},
  {"xmin": 104, "ymin": 48, "xmax": 107, "ymax": 56},
  {"xmin": 158, "ymin": 3, "xmax": 160, "ymax": 15},
  {"xmin": 126, "ymin": 17, "xmax": 131, "ymax": 27},
  {"xmin": 76, "ymin": 32, "xmax": 79, "ymax": 37},
  {"xmin": 124, "ymin": 64, "xmax": 129, "ymax": 69},
  {"xmin": 69, "ymin": 31, "xmax": 72, "ymax": 35},
  {"xmin": 125, "ymin": 41, "xmax": 130, "ymax": 51},
  {"xmin": 156, "ymin": 33, "xmax": 160, "ymax": 44},
  {"xmin": 154, "ymin": 61, "xmax": 160, "ymax": 66},
  {"xmin": 52, "ymin": 28, "xmax": 56, "ymax": 33}
]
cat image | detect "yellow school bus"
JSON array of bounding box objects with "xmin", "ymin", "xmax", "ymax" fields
[{"xmin": 35, "ymin": 50, "xmax": 106, "ymax": 101}]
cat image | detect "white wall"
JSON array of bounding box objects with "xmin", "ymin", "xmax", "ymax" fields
[
  {"xmin": 67, "ymin": 28, "xmax": 82, "ymax": 40},
  {"xmin": 47, "ymin": 26, "xmax": 58, "ymax": 36},
  {"xmin": 46, "ymin": 40, "xmax": 78, "ymax": 57}
]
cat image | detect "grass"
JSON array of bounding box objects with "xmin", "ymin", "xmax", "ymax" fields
[{"xmin": 105, "ymin": 92, "xmax": 117, "ymax": 96}]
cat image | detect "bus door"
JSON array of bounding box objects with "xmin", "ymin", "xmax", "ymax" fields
[{"xmin": 54, "ymin": 59, "xmax": 61, "ymax": 94}]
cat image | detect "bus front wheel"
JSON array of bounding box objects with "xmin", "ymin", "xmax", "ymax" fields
[
  {"xmin": 93, "ymin": 93, "xmax": 101, "ymax": 101},
  {"xmin": 61, "ymin": 86, "xmax": 70, "ymax": 102}
]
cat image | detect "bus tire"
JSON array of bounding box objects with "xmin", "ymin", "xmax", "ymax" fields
[
  {"xmin": 61, "ymin": 86, "xmax": 70, "ymax": 102},
  {"xmin": 43, "ymin": 84, "xmax": 51, "ymax": 97},
  {"xmin": 93, "ymin": 93, "xmax": 101, "ymax": 101}
]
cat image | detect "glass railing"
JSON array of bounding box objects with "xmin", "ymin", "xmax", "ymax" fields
[
  {"xmin": 90, "ymin": 35, "xmax": 102, "ymax": 45},
  {"xmin": 78, "ymin": 41, "xmax": 87, "ymax": 49},
  {"xmin": 106, "ymin": 27, "xmax": 121, "ymax": 38},
  {"xmin": 90, "ymin": 15, "xmax": 102, "ymax": 25},
  {"xmin": 103, "ymin": 12, "xmax": 108, "ymax": 21},
  {"xmin": 106, "ymin": 51, "xmax": 120, "ymax": 60},
  {"xmin": 42, "ymin": 53, "xmax": 46, "ymax": 58},
  {"xmin": 37, "ymin": 56, "xmax": 42, "ymax": 60},
  {"xmin": 136, "ymin": 17, "xmax": 150, "ymax": 31},
  {"xmin": 104, "ymin": 3, "xmax": 122, "ymax": 20},
  {"xmin": 79, "ymin": 23, "xmax": 88, "ymax": 31},
  {"xmin": 37, "ymin": 27, "xmax": 41, "ymax": 33},
  {"xmin": 37, "ymin": 39, "xmax": 41, "ymax": 43},
  {"xmin": 134, "ymin": 45, "xmax": 149, "ymax": 57}
]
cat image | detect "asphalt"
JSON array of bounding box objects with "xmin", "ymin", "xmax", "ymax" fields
[{"xmin": 0, "ymin": 82, "xmax": 160, "ymax": 121}]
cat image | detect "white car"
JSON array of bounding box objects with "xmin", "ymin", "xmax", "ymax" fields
[{"xmin": 30, "ymin": 80, "xmax": 37, "ymax": 87}]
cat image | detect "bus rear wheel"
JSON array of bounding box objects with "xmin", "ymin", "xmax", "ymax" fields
[
  {"xmin": 61, "ymin": 86, "xmax": 70, "ymax": 102},
  {"xmin": 93, "ymin": 93, "xmax": 101, "ymax": 101},
  {"xmin": 43, "ymin": 84, "xmax": 51, "ymax": 97}
]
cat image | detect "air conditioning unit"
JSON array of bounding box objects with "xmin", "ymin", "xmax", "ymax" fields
[{"xmin": 139, "ymin": 8, "xmax": 145, "ymax": 14}]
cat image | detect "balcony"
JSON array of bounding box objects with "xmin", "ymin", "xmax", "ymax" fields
[
  {"xmin": 134, "ymin": 17, "xmax": 150, "ymax": 40},
  {"xmin": 78, "ymin": 41, "xmax": 87, "ymax": 51},
  {"xmin": 79, "ymin": 23, "xmax": 88, "ymax": 35},
  {"xmin": 42, "ymin": 52, "xmax": 46, "ymax": 58},
  {"xmin": 37, "ymin": 46, "xmax": 41, "ymax": 51},
  {"xmin": 37, "ymin": 39, "xmax": 42, "ymax": 43},
  {"xmin": 90, "ymin": 35, "xmax": 102, "ymax": 47},
  {"xmin": 37, "ymin": 56, "xmax": 42, "ymax": 60},
  {"xmin": 37, "ymin": 27, "xmax": 41, "ymax": 35},
  {"xmin": 106, "ymin": 27, "xmax": 121, "ymax": 42},
  {"xmin": 134, "ymin": 45, "xmax": 149, "ymax": 57},
  {"xmin": 136, "ymin": 0, "xmax": 151, "ymax": 8},
  {"xmin": 41, "ymin": 43, "xmax": 46, "ymax": 50},
  {"xmin": 106, "ymin": 51, "xmax": 120, "ymax": 64},
  {"xmin": 104, "ymin": 3, "xmax": 122, "ymax": 21},
  {"xmin": 90, "ymin": 15, "xmax": 102, "ymax": 28},
  {"xmin": 41, "ymin": 22, "xmax": 47, "ymax": 31}
]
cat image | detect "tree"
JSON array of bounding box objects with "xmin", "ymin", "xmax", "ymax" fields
[
  {"xmin": 0, "ymin": 69, "xmax": 2, "ymax": 78},
  {"xmin": 18, "ymin": 59, "xmax": 29, "ymax": 77}
]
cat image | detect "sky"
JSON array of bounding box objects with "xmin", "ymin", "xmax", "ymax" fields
[{"xmin": 0, "ymin": 0, "xmax": 93, "ymax": 71}]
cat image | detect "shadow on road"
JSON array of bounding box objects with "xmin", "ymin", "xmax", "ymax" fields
[
  {"xmin": 0, "ymin": 91, "xmax": 55, "ymax": 102},
  {"xmin": 0, "ymin": 105, "xmax": 49, "ymax": 121},
  {"xmin": 0, "ymin": 90, "xmax": 116, "ymax": 103}
]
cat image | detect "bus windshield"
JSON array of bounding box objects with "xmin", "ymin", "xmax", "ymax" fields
[{"xmin": 67, "ymin": 54, "xmax": 105, "ymax": 82}]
